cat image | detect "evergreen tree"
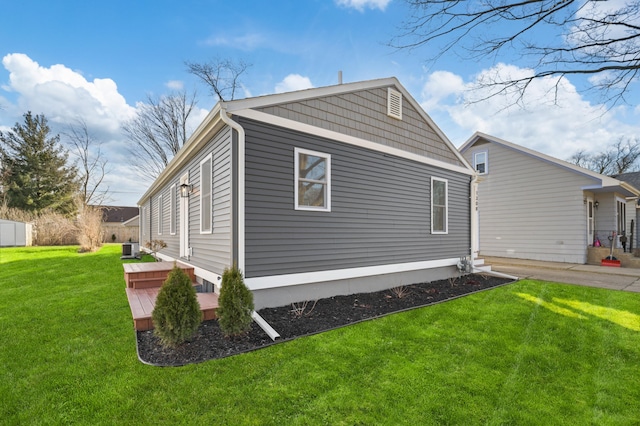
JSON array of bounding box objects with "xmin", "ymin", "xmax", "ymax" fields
[
  {"xmin": 217, "ymin": 265, "xmax": 254, "ymax": 336},
  {"xmin": 0, "ymin": 112, "xmax": 78, "ymax": 214}
]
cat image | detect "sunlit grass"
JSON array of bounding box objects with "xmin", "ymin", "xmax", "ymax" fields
[{"xmin": 1, "ymin": 245, "xmax": 639, "ymax": 424}]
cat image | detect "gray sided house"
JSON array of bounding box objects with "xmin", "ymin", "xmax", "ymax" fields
[
  {"xmin": 460, "ymin": 132, "xmax": 640, "ymax": 264},
  {"xmin": 138, "ymin": 78, "xmax": 476, "ymax": 309}
]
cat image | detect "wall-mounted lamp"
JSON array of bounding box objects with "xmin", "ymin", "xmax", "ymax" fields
[
  {"xmin": 594, "ymin": 201, "xmax": 599, "ymax": 209},
  {"xmin": 180, "ymin": 183, "xmax": 192, "ymax": 198}
]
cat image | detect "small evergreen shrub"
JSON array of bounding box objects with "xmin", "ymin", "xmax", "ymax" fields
[
  {"xmin": 152, "ymin": 264, "xmax": 201, "ymax": 347},
  {"xmin": 217, "ymin": 265, "xmax": 254, "ymax": 336}
]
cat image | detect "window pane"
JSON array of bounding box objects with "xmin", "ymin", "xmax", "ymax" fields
[
  {"xmin": 299, "ymin": 154, "xmax": 326, "ymax": 181},
  {"xmin": 433, "ymin": 206, "xmax": 445, "ymax": 232},
  {"xmin": 476, "ymin": 163, "xmax": 485, "ymax": 174},
  {"xmin": 201, "ymin": 157, "xmax": 212, "ymax": 232},
  {"xmin": 433, "ymin": 180, "xmax": 445, "ymax": 205},
  {"xmin": 298, "ymin": 182, "xmax": 325, "ymax": 207}
]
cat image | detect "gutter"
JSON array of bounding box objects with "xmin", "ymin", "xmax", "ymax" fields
[{"xmin": 218, "ymin": 106, "xmax": 246, "ymax": 273}]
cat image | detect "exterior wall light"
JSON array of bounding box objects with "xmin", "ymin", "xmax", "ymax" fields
[
  {"xmin": 180, "ymin": 183, "xmax": 192, "ymax": 198},
  {"xmin": 594, "ymin": 201, "xmax": 599, "ymax": 209}
]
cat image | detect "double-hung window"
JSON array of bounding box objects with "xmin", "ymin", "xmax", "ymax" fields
[
  {"xmin": 170, "ymin": 184, "xmax": 176, "ymax": 235},
  {"xmin": 431, "ymin": 177, "xmax": 448, "ymax": 234},
  {"xmin": 200, "ymin": 154, "xmax": 213, "ymax": 234},
  {"xmin": 157, "ymin": 195, "xmax": 163, "ymax": 235},
  {"xmin": 295, "ymin": 148, "xmax": 331, "ymax": 212},
  {"xmin": 474, "ymin": 151, "xmax": 487, "ymax": 174}
]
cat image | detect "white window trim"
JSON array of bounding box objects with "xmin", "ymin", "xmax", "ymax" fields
[
  {"xmin": 294, "ymin": 147, "xmax": 331, "ymax": 212},
  {"xmin": 170, "ymin": 184, "xmax": 176, "ymax": 235},
  {"xmin": 431, "ymin": 177, "xmax": 448, "ymax": 234},
  {"xmin": 200, "ymin": 153, "xmax": 213, "ymax": 234},
  {"xmin": 474, "ymin": 151, "xmax": 488, "ymax": 175},
  {"xmin": 157, "ymin": 194, "xmax": 163, "ymax": 235}
]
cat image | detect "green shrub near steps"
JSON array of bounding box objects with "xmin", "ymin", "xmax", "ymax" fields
[
  {"xmin": 217, "ymin": 265, "xmax": 254, "ymax": 336},
  {"xmin": 152, "ymin": 264, "xmax": 201, "ymax": 347}
]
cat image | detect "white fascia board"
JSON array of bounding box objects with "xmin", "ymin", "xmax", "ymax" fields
[
  {"xmin": 234, "ymin": 109, "xmax": 474, "ymax": 176},
  {"xmin": 245, "ymin": 258, "xmax": 460, "ymax": 291},
  {"xmin": 138, "ymin": 103, "xmax": 224, "ymax": 205},
  {"xmin": 224, "ymin": 77, "xmax": 400, "ymax": 112}
]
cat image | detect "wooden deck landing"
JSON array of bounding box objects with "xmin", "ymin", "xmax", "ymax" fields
[
  {"xmin": 123, "ymin": 262, "xmax": 218, "ymax": 331},
  {"xmin": 125, "ymin": 287, "xmax": 218, "ymax": 331}
]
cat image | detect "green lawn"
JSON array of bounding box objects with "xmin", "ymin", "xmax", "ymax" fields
[{"xmin": 1, "ymin": 245, "xmax": 639, "ymax": 425}]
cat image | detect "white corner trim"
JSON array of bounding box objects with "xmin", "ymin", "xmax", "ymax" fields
[
  {"xmin": 233, "ymin": 109, "xmax": 474, "ymax": 176},
  {"xmin": 244, "ymin": 258, "xmax": 460, "ymax": 291}
]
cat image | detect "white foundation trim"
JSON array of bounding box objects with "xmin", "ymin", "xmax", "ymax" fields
[{"xmin": 245, "ymin": 258, "xmax": 459, "ymax": 291}]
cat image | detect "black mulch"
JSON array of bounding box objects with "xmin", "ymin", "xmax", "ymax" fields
[{"xmin": 136, "ymin": 273, "xmax": 515, "ymax": 366}]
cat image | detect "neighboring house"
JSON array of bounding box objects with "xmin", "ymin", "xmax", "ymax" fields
[
  {"xmin": 611, "ymin": 171, "xmax": 640, "ymax": 249},
  {"xmin": 459, "ymin": 132, "xmax": 640, "ymax": 264},
  {"xmin": 98, "ymin": 206, "xmax": 140, "ymax": 243},
  {"xmin": 138, "ymin": 77, "xmax": 476, "ymax": 309}
]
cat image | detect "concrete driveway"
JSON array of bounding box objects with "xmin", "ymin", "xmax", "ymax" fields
[{"xmin": 482, "ymin": 256, "xmax": 640, "ymax": 293}]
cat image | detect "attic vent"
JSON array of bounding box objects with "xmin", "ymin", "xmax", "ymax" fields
[{"xmin": 387, "ymin": 88, "xmax": 402, "ymax": 120}]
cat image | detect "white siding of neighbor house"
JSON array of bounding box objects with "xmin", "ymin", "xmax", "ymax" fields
[{"xmin": 464, "ymin": 140, "xmax": 600, "ymax": 263}]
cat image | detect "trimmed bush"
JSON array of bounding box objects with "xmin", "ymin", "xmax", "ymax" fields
[
  {"xmin": 217, "ymin": 265, "xmax": 254, "ymax": 336},
  {"xmin": 152, "ymin": 264, "xmax": 201, "ymax": 347}
]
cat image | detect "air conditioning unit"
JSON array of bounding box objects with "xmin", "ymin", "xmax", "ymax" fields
[{"xmin": 121, "ymin": 242, "xmax": 140, "ymax": 259}]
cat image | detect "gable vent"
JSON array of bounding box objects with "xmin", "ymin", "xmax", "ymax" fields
[{"xmin": 387, "ymin": 88, "xmax": 402, "ymax": 120}]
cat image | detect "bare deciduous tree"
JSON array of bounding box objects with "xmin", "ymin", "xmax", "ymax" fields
[
  {"xmin": 185, "ymin": 58, "xmax": 251, "ymax": 101},
  {"xmin": 393, "ymin": 0, "xmax": 640, "ymax": 106},
  {"xmin": 65, "ymin": 118, "xmax": 110, "ymax": 206},
  {"xmin": 569, "ymin": 138, "xmax": 640, "ymax": 175},
  {"xmin": 122, "ymin": 90, "xmax": 198, "ymax": 180}
]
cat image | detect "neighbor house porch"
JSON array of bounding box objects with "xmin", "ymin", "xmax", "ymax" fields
[{"xmin": 123, "ymin": 262, "xmax": 218, "ymax": 331}]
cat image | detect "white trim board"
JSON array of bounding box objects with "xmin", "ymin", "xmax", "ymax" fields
[
  {"xmin": 245, "ymin": 258, "xmax": 460, "ymax": 291},
  {"xmin": 154, "ymin": 252, "xmax": 223, "ymax": 289},
  {"xmin": 234, "ymin": 108, "xmax": 474, "ymax": 176}
]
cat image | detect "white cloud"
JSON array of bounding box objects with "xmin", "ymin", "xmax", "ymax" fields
[
  {"xmin": 420, "ymin": 63, "xmax": 640, "ymax": 161},
  {"xmin": 335, "ymin": 0, "xmax": 391, "ymax": 12},
  {"xmin": 203, "ymin": 32, "xmax": 266, "ymax": 51},
  {"xmin": 1, "ymin": 53, "xmax": 135, "ymax": 133},
  {"xmin": 165, "ymin": 80, "xmax": 184, "ymax": 91},
  {"xmin": 275, "ymin": 74, "xmax": 314, "ymax": 94}
]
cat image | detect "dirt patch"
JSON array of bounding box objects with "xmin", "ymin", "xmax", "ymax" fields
[{"xmin": 136, "ymin": 273, "xmax": 514, "ymax": 366}]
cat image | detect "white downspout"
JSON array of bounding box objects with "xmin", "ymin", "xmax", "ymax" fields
[
  {"xmin": 470, "ymin": 174, "xmax": 479, "ymax": 264},
  {"xmin": 219, "ymin": 106, "xmax": 246, "ymax": 274}
]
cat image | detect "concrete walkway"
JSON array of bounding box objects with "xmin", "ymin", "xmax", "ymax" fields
[{"xmin": 482, "ymin": 256, "xmax": 640, "ymax": 293}]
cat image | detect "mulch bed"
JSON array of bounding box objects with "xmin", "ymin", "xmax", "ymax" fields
[{"xmin": 136, "ymin": 273, "xmax": 515, "ymax": 366}]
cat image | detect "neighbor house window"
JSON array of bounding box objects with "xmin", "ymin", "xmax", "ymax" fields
[
  {"xmin": 170, "ymin": 184, "xmax": 176, "ymax": 235},
  {"xmin": 200, "ymin": 154, "xmax": 213, "ymax": 234},
  {"xmin": 157, "ymin": 194, "xmax": 163, "ymax": 235},
  {"xmin": 431, "ymin": 177, "xmax": 448, "ymax": 234},
  {"xmin": 295, "ymin": 147, "xmax": 331, "ymax": 211},
  {"xmin": 474, "ymin": 151, "xmax": 487, "ymax": 174}
]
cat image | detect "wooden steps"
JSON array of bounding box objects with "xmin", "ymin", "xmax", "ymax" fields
[{"xmin": 123, "ymin": 262, "xmax": 218, "ymax": 331}]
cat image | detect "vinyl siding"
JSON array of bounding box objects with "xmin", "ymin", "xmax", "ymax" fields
[
  {"xmin": 464, "ymin": 141, "xmax": 599, "ymax": 263},
  {"xmin": 256, "ymin": 87, "xmax": 464, "ymax": 167},
  {"xmin": 241, "ymin": 118, "xmax": 471, "ymax": 278},
  {"xmin": 144, "ymin": 127, "xmax": 233, "ymax": 275}
]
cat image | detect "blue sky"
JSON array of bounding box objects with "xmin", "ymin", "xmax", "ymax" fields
[{"xmin": 1, "ymin": 0, "xmax": 639, "ymax": 205}]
